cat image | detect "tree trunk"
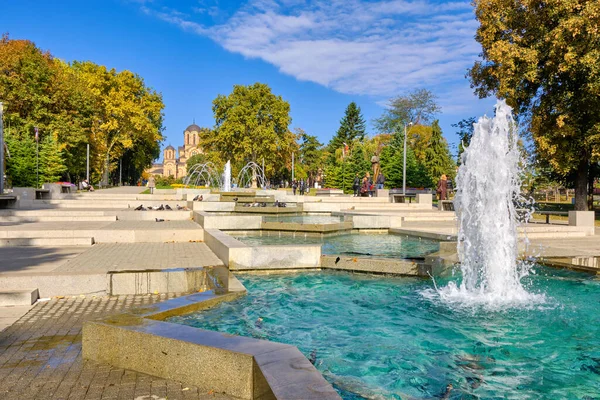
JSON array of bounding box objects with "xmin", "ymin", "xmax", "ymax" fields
[
  {"xmin": 588, "ymin": 165, "xmax": 595, "ymax": 210},
  {"xmin": 575, "ymin": 158, "xmax": 589, "ymax": 211}
]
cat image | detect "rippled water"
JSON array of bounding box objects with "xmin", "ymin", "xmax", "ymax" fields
[
  {"xmin": 233, "ymin": 233, "xmax": 440, "ymax": 259},
  {"xmin": 169, "ymin": 270, "xmax": 600, "ymax": 399}
]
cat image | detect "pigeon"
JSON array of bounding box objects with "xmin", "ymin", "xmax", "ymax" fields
[
  {"xmin": 155, "ymin": 218, "xmax": 164, "ymax": 222},
  {"xmin": 158, "ymin": 204, "xmax": 165, "ymax": 211},
  {"xmin": 232, "ymin": 197, "xmax": 239, "ymax": 202},
  {"xmin": 176, "ymin": 204, "xmax": 183, "ymax": 210},
  {"xmin": 134, "ymin": 204, "xmax": 144, "ymax": 211},
  {"xmin": 198, "ymin": 195, "xmax": 203, "ymax": 202},
  {"xmin": 335, "ymin": 256, "xmax": 341, "ymax": 265},
  {"xmin": 274, "ymin": 200, "xmax": 279, "ymax": 207},
  {"xmin": 165, "ymin": 205, "xmax": 172, "ymax": 210},
  {"xmin": 192, "ymin": 195, "xmax": 200, "ymax": 201}
]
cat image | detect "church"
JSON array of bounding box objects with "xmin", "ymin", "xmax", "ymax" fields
[{"xmin": 145, "ymin": 123, "xmax": 204, "ymax": 179}]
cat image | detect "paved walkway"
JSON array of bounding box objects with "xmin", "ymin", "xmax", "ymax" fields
[
  {"xmin": 0, "ymin": 295, "xmax": 232, "ymax": 400},
  {"xmin": 0, "ymin": 247, "xmax": 89, "ymax": 275},
  {"xmin": 54, "ymin": 243, "xmax": 223, "ymax": 274}
]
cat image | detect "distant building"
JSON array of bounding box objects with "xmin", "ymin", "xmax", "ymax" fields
[{"xmin": 146, "ymin": 123, "xmax": 204, "ymax": 178}]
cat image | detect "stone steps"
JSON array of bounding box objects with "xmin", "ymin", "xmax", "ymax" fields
[
  {"xmin": 402, "ymin": 215, "xmax": 456, "ymax": 222},
  {"xmin": 0, "ymin": 237, "xmax": 94, "ymax": 247},
  {"xmin": 0, "ymin": 289, "xmax": 39, "ymax": 306},
  {"xmin": 34, "ymin": 200, "xmax": 191, "ymax": 209}
]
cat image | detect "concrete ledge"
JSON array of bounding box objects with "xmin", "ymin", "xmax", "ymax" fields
[
  {"xmin": 0, "ymin": 237, "xmax": 94, "ymax": 247},
  {"xmin": 194, "ymin": 211, "xmax": 262, "ymax": 230},
  {"xmin": 83, "ymin": 289, "xmax": 340, "ymax": 400},
  {"xmin": 389, "ymin": 228, "xmax": 458, "ymax": 241},
  {"xmin": 352, "ymin": 215, "xmax": 403, "ymax": 229},
  {"xmin": 0, "ymin": 288, "xmax": 39, "ymax": 306},
  {"xmin": 203, "ymin": 229, "xmax": 322, "ymax": 270},
  {"xmin": 261, "ymin": 221, "xmax": 353, "ymax": 233},
  {"xmin": 321, "ymin": 255, "xmax": 428, "ymax": 276}
]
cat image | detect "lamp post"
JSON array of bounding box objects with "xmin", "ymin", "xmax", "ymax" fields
[
  {"xmin": 342, "ymin": 142, "xmax": 347, "ymax": 194},
  {"xmin": 0, "ymin": 102, "xmax": 4, "ymax": 195},
  {"xmin": 403, "ymin": 122, "xmax": 413, "ymax": 195}
]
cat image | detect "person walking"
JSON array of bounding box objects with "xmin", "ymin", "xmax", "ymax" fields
[
  {"xmin": 376, "ymin": 172, "xmax": 385, "ymax": 190},
  {"xmin": 292, "ymin": 179, "xmax": 297, "ymax": 195},
  {"xmin": 436, "ymin": 174, "xmax": 448, "ymax": 201},
  {"xmin": 299, "ymin": 180, "xmax": 305, "ymax": 196},
  {"xmin": 147, "ymin": 175, "xmax": 156, "ymax": 194},
  {"xmin": 353, "ymin": 173, "xmax": 361, "ymax": 197}
]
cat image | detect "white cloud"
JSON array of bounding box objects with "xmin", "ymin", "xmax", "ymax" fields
[{"xmin": 143, "ymin": 0, "xmax": 482, "ymax": 101}]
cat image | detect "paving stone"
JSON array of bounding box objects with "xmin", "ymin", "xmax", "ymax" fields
[{"xmin": 0, "ymin": 296, "xmax": 235, "ymax": 399}]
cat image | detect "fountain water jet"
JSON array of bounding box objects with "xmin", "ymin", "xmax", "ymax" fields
[
  {"xmin": 183, "ymin": 162, "xmax": 222, "ymax": 188},
  {"xmin": 222, "ymin": 160, "xmax": 231, "ymax": 192},
  {"xmin": 237, "ymin": 162, "xmax": 266, "ymax": 189},
  {"xmin": 435, "ymin": 100, "xmax": 544, "ymax": 308}
]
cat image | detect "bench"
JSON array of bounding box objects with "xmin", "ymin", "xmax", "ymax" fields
[
  {"xmin": 0, "ymin": 195, "xmax": 18, "ymax": 209},
  {"xmin": 440, "ymin": 200, "xmax": 454, "ymax": 211},
  {"xmin": 35, "ymin": 189, "xmax": 51, "ymax": 200},
  {"xmin": 537, "ymin": 210, "xmax": 569, "ymax": 224},
  {"xmin": 391, "ymin": 194, "xmax": 416, "ymax": 203}
]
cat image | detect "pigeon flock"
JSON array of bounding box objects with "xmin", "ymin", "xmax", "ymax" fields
[{"xmin": 134, "ymin": 204, "xmax": 189, "ymax": 211}]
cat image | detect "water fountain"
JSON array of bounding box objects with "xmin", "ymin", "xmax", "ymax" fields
[
  {"xmin": 183, "ymin": 162, "xmax": 222, "ymax": 188},
  {"xmin": 236, "ymin": 161, "xmax": 266, "ymax": 189},
  {"xmin": 222, "ymin": 160, "xmax": 231, "ymax": 192},
  {"xmin": 436, "ymin": 100, "xmax": 543, "ymax": 307}
]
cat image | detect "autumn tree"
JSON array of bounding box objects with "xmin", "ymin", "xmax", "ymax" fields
[
  {"xmin": 73, "ymin": 62, "xmax": 164, "ymax": 186},
  {"xmin": 209, "ymin": 83, "xmax": 296, "ymax": 177},
  {"xmin": 469, "ymin": 0, "xmax": 600, "ymax": 210}
]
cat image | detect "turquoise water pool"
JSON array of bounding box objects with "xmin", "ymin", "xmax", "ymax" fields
[
  {"xmin": 169, "ymin": 270, "xmax": 600, "ymax": 399},
  {"xmin": 233, "ymin": 233, "xmax": 440, "ymax": 259}
]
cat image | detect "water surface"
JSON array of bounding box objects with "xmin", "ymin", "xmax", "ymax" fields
[{"xmin": 170, "ymin": 270, "xmax": 600, "ymax": 399}]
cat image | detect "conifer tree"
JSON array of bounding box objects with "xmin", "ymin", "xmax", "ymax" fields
[
  {"xmin": 38, "ymin": 135, "xmax": 67, "ymax": 183},
  {"xmin": 424, "ymin": 120, "xmax": 455, "ymax": 183},
  {"xmin": 328, "ymin": 102, "xmax": 366, "ymax": 154}
]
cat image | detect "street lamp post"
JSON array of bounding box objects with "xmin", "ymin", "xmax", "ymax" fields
[
  {"xmin": 403, "ymin": 122, "xmax": 413, "ymax": 195},
  {"xmin": 342, "ymin": 142, "xmax": 347, "ymax": 193}
]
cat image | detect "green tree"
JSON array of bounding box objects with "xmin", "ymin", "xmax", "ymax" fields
[
  {"xmin": 374, "ymin": 89, "xmax": 440, "ymax": 133},
  {"xmin": 186, "ymin": 153, "xmax": 208, "ymax": 172},
  {"xmin": 5, "ymin": 131, "xmax": 36, "ymax": 187},
  {"xmin": 38, "ymin": 134, "xmax": 67, "ymax": 184},
  {"xmin": 469, "ymin": 0, "xmax": 600, "ymax": 210},
  {"xmin": 209, "ymin": 83, "xmax": 296, "ymax": 177},
  {"xmin": 298, "ymin": 129, "xmax": 323, "ymax": 186},
  {"xmin": 328, "ymin": 102, "xmax": 366, "ymax": 154},
  {"xmin": 452, "ymin": 117, "xmax": 476, "ymax": 164},
  {"xmin": 424, "ymin": 120, "xmax": 456, "ymax": 183},
  {"xmin": 379, "ymin": 129, "xmax": 432, "ymax": 189},
  {"xmin": 73, "ymin": 62, "xmax": 165, "ymax": 186}
]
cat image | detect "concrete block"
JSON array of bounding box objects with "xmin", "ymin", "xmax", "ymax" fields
[
  {"xmin": 416, "ymin": 193, "xmax": 432, "ymax": 205},
  {"xmin": 0, "ymin": 289, "xmax": 39, "ymax": 306},
  {"xmin": 375, "ymin": 189, "xmax": 389, "ymax": 198},
  {"xmin": 568, "ymin": 211, "xmax": 595, "ymax": 229}
]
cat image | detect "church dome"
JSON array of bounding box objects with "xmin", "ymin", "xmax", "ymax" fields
[
  {"xmin": 185, "ymin": 124, "xmax": 202, "ymax": 133},
  {"xmin": 165, "ymin": 144, "xmax": 175, "ymax": 150}
]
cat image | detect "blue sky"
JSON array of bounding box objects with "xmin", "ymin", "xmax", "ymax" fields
[{"xmin": 1, "ymin": 0, "xmax": 497, "ymax": 161}]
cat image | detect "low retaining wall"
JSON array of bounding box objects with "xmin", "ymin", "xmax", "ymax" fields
[
  {"xmin": 194, "ymin": 211, "xmax": 262, "ymax": 230},
  {"xmin": 321, "ymin": 255, "xmax": 429, "ymax": 276},
  {"xmin": 203, "ymin": 229, "xmax": 322, "ymax": 271},
  {"xmin": 83, "ymin": 289, "xmax": 340, "ymax": 400}
]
